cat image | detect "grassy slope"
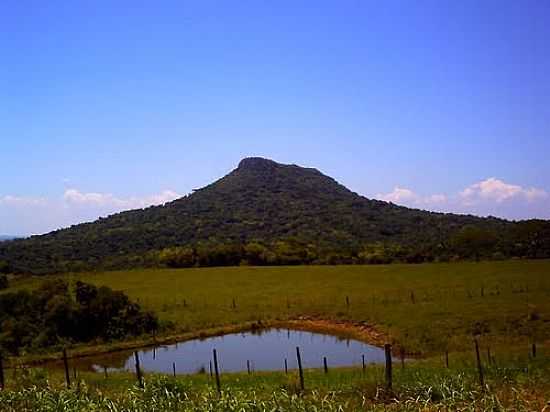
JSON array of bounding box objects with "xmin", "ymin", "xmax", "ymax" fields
[{"xmin": 7, "ymin": 260, "xmax": 550, "ymax": 355}]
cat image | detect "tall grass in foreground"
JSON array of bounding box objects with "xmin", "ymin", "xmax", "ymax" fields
[
  {"xmin": 1, "ymin": 359, "xmax": 549, "ymax": 412},
  {"xmin": 0, "ymin": 378, "xmax": 545, "ymax": 412}
]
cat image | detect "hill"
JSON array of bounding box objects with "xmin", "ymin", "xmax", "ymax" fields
[{"xmin": 1, "ymin": 157, "xmax": 549, "ymax": 274}]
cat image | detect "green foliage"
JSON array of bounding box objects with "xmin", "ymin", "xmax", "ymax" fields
[
  {"xmin": 0, "ymin": 280, "xmax": 158, "ymax": 355},
  {"xmin": 1, "ymin": 158, "xmax": 549, "ymax": 274},
  {"xmin": 158, "ymin": 247, "xmax": 195, "ymax": 268},
  {"xmin": 358, "ymin": 242, "xmax": 409, "ymax": 264},
  {"xmin": 451, "ymin": 226, "xmax": 498, "ymax": 260}
]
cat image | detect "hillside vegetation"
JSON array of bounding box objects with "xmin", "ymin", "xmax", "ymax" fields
[{"xmin": 1, "ymin": 158, "xmax": 549, "ymax": 274}]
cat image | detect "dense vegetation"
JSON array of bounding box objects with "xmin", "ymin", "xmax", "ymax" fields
[
  {"xmin": 0, "ymin": 280, "xmax": 158, "ymax": 355},
  {"xmin": 1, "ymin": 157, "xmax": 549, "ymax": 275}
]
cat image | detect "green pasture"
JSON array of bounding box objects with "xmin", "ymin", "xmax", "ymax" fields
[{"xmin": 7, "ymin": 260, "xmax": 550, "ymax": 355}]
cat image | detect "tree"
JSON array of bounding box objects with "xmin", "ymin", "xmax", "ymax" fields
[
  {"xmin": 451, "ymin": 226, "xmax": 498, "ymax": 261},
  {"xmin": 243, "ymin": 242, "xmax": 267, "ymax": 265},
  {"xmin": 0, "ymin": 280, "xmax": 159, "ymax": 355},
  {"xmin": 158, "ymin": 247, "xmax": 195, "ymax": 268},
  {"xmin": 510, "ymin": 220, "xmax": 549, "ymax": 258}
]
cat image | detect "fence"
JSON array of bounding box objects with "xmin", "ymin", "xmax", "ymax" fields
[{"xmin": 0, "ymin": 339, "xmax": 544, "ymax": 395}]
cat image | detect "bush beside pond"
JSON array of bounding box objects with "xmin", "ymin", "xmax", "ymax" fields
[{"xmin": 0, "ymin": 279, "xmax": 158, "ymax": 355}]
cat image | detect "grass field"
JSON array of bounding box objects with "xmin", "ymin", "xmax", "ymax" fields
[
  {"xmin": 3, "ymin": 260, "xmax": 550, "ymax": 410},
  {"xmin": 6, "ymin": 260, "xmax": 550, "ymax": 357},
  {"xmin": 2, "ymin": 354, "xmax": 549, "ymax": 411}
]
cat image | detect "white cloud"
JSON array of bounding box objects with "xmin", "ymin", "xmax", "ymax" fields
[
  {"xmin": 425, "ymin": 194, "xmax": 447, "ymax": 204},
  {"xmin": 63, "ymin": 189, "xmax": 180, "ymax": 209},
  {"xmin": 375, "ymin": 178, "xmax": 548, "ymax": 220},
  {"xmin": 377, "ymin": 187, "xmax": 416, "ymax": 203},
  {"xmin": 376, "ymin": 187, "xmax": 447, "ymax": 208},
  {"xmin": 0, "ymin": 195, "xmax": 48, "ymax": 206},
  {"xmin": 149, "ymin": 190, "xmax": 181, "ymax": 205},
  {"xmin": 524, "ymin": 187, "xmax": 548, "ymax": 201},
  {"xmin": 459, "ymin": 178, "xmax": 547, "ymax": 204},
  {"xmin": 0, "ymin": 189, "xmax": 182, "ymax": 235}
]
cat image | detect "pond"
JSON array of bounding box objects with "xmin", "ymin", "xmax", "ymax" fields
[{"xmin": 51, "ymin": 329, "xmax": 386, "ymax": 374}]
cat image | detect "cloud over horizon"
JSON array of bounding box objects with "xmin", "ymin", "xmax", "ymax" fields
[
  {"xmin": 375, "ymin": 187, "xmax": 448, "ymax": 208},
  {"xmin": 376, "ymin": 178, "xmax": 549, "ymax": 220},
  {"xmin": 63, "ymin": 189, "xmax": 180, "ymax": 210},
  {"xmin": 459, "ymin": 178, "xmax": 548, "ymax": 205},
  {"xmin": 0, "ymin": 189, "xmax": 182, "ymax": 236}
]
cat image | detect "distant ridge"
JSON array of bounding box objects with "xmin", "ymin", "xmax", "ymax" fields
[{"xmin": 1, "ymin": 157, "xmax": 549, "ymax": 274}]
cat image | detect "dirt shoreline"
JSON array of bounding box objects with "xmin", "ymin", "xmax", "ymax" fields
[{"xmin": 5, "ymin": 317, "xmax": 390, "ymax": 368}]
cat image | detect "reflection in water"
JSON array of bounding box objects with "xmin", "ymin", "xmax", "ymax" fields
[{"xmin": 50, "ymin": 328, "xmax": 386, "ymax": 374}]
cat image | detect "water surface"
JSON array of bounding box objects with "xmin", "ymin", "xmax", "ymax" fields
[{"xmin": 81, "ymin": 328, "xmax": 386, "ymax": 374}]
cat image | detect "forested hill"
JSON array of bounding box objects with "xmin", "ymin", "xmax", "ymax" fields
[{"xmin": 1, "ymin": 157, "xmax": 549, "ymax": 274}]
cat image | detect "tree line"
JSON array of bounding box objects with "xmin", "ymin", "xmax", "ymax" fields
[
  {"xmin": 144, "ymin": 222, "xmax": 550, "ymax": 268},
  {"xmin": 0, "ymin": 220, "xmax": 549, "ymax": 275}
]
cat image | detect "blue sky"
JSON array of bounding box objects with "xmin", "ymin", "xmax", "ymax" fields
[{"xmin": 1, "ymin": 0, "xmax": 549, "ymax": 235}]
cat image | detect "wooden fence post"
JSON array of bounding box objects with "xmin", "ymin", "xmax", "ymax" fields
[
  {"xmin": 384, "ymin": 344, "xmax": 392, "ymax": 390},
  {"xmin": 209, "ymin": 361, "xmax": 213, "ymax": 378},
  {"xmin": 134, "ymin": 351, "xmax": 143, "ymax": 388},
  {"xmin": 362, "ymin": 354, "xmax": 365, "ymax": 373},
  {"xmin": 296, "ymin": 346, "xmax": 304, "ymax": 391},
  {"xmin": 63, "ymin": 348, "xmax": 71, "ymax": 389},
  {"xmin": 474, "ymin": 339, "xmax": 485, "ymax": 390},
  {"xmin": 323, "ymin": 357, "xmax": 328, "ymax": 374},
  {"xmin": 247, "ymin": 360, "xmax": 251, "ymax": 375},
  {"xmin": 487, "ymin": 346, "xmax": 495, "ymax": 365},
  {"xmin": 173, "ymin": 362, "xmax": 176, "ymax": 377},
  {"xmin": 0, "ymin": 353, "xmax": 4, "ymax": 390},
  {"xmin": 284, "ymin": 358, "xmax": 288, "ymax": 374},
  {"xmin": 213, "ymin": 349, "xmax": 221, "ymax": 394}
]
